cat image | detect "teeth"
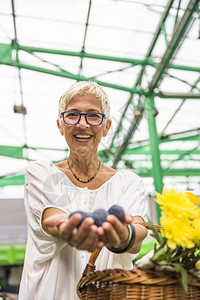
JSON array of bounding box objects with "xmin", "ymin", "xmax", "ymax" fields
[{"xmin": 75, "ymin": 134, "xmax": 91, "ymax": 138}]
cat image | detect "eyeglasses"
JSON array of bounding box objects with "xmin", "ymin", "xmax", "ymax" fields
[{"xmin": 61, "ymin": 111, "xmax": 105, "ymax": 126}]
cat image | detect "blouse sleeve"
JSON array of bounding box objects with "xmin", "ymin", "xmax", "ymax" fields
[
  {"xmin": 117, "ymin": 171, "xmax": 149, "ymax": 221},
  {"xmin": 24, "ymin": 161, "xmax": 69, "ymax": 260}
]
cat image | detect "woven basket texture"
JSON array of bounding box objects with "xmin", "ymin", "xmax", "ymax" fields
[
  {"xmin": 77, "ymin": 242, "xmax": 200, "ymax": 299},
  {"xmin": 77, "ymin": 264, "xmax": 200, "ymax": 299}
]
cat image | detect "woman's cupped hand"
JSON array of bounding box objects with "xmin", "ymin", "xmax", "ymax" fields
[{"xmin": 43, "ymin": 212, "xmax": 132, "ymax": 252}]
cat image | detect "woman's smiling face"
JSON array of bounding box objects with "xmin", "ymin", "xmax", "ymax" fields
[{"xmin": 57, "ymin": 93, "xmax": 111, "ymax": 157}]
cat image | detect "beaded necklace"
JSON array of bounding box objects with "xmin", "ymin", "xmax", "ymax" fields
[{"xmin": 67, "ymin": 160, "xmax": 101, "ymax": 183}]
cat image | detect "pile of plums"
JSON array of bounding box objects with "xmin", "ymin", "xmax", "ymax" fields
[{"xmin": 69, "ymin": 205, "xmax": 125, "ymax": 227}]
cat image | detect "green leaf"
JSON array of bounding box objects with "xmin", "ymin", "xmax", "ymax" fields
[
  {"xmin": 173, "ymin": 263, "xmax": 188, "ymax": 293},
  {"xmin": 145, "ymin": 219, "xmax": 163, "ymax": 244}
]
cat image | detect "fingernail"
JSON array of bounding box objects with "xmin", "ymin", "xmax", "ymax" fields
[{"xmin": 87, "ymin": 217, "xmax": 94, "ymax": 225}]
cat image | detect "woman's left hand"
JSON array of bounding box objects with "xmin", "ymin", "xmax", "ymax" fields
[{"xmin": 97, "ymin": 213, "xmax": 132, "ymax": 249}]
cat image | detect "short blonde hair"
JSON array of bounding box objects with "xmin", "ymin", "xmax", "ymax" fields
[{"xmin": 58, "ymin": 81, "xmax": 110, "ymax": 119}]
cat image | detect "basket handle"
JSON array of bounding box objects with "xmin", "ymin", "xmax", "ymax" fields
[{"xmin": 87, "ymin": 222, "xmax": 162, "ymax": 268}]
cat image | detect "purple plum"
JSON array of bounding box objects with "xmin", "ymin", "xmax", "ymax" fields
[
  {"xmin": 108, "ymin": 205, "xmax": 125, "ymax": 223},
  {"xmin": 92, "ymin": 208, "xmax": 109, "ymax": 226},
  {"xmin": 69, "ymin": 211, "xmax": 92, "ymax": 226}
]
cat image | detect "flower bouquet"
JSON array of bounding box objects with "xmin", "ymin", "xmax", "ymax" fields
[{"xmin": 143, "ymin": 188, "xmax": 200, "ymax": 293}]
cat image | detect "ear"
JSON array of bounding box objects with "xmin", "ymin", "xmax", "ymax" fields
[
  {"xmin": 57, "ymin": 119, "xmax": 64, "ymax": 135},
  {"xmin": 103, "ymin": 119, "xmax": 112, "ymax": 137}
]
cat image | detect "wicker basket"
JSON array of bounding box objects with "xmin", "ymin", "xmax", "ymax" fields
[{"xmin": 77, "ymin": 224, "xmax": 200, "ymax": 300}]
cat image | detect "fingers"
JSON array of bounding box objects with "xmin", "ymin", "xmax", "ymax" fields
[
  {"xmin": 76, "ymin": 224, "xmax": 100, "ymax": 252},
  {"xmin": 59, "ymin": 216, "xmax": 102, "ymax": 252},
  {"xmin": 43, "ymin": 213, "xmax": 81, "ymax": 240},
  {"xmin": 42, "ymin": 213, "xmax": 69, "ymax": 238},
  {"xmin": 97, "ymin": 214, "xmax": 129, "ymax": 248},
  {"xmin": 67, "ymin": 217, "xmax": 94, "ymax": 245},
  {"xmin": 58, "ymin": 213, "xmax": 83, "ymax": 238},
  {"xmin": 124, "ymin": 213, "xmax": 132, "ymax": 224},
  {"xmin": 101, "ymin": 221, "xmax": 121, "ymax": 248}
]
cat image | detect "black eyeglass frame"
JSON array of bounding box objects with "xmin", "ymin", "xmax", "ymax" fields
[{"xmin": 61, "ymin": 111, "xmax": 106, "ymax": 126}]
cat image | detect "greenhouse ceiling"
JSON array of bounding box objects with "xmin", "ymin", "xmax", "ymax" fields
[{"xmin": 0, "ymin": 0, "xmax": 200, "ymax": 191}]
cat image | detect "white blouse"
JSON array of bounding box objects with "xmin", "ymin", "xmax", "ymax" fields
[{"xmin": 18, "ymin": 160, "xmax": 148, "ymax": 300}]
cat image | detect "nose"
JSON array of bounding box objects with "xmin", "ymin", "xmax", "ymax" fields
[{"xmin": 77, "ymin": 115, "xmax": 90, "ymax": 128}]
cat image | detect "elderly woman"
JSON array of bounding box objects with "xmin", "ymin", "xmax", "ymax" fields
[{"xmin": 19, "ymin": 81, "xmax": 148, "ymax": 300}]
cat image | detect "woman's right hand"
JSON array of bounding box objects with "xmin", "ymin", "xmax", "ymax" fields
[{"xmin": 43, "ymin": 212, "xmax": 104, "ymax": 252}]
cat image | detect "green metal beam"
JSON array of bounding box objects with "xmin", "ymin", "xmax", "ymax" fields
[
  {"xmin": 17, "ymin": 44, "xmax": 153, "ymax": 66},
  {"xmin": 163, "ymin": 144, "xmax": 200, "ymax": 169},
  {"xmin": 160, "ymin": 75, "xmax": 200, "ymax": 136},
  {"xmin": 149, "ymin": 0, "xmax": 199, "ymax": 91},
  {"xmin": 77, "ymin": 0, "xmax": 92, "ymax": 75},
  {"xmin": 166, "ymin": 63, "xmax": 200, "ymax": 73},
  {"xmin": 3, "ymin": 61, "xmax": 200, "ymax": 99},
  {"xmin": 173, "ymin": 0, "xmax": 182, "ymax": 30},
  {"xmin": 161, "ymin": 131, "xmax": 200, "ymax": 143},
  {"xmin": 111, "ymin": 110, "xmax": 144, "ymax": 168},
  {"xmin": 156, "ymin": 92, "xmax": 200, "ymax": 99},
  {"xmin": 11, "ymin": 0, "xmax": 28, "ymax": 146},
  {"xmin": 0, "ymin": 174, "xmax": 25, "ymax": 187},
  {"xmin": 0, "ymin": 145, "xmax": 24, "ymax": 159},
  {"xmin": 144, "ymin": 96, "xmax": 163, "ymax": 221},
  {"xmin": 133, "ymin": 129, "xmax": 200, "ymax": 147},
  {"xmin": 123, "ymin": 158, "xmax": 200, "ymax": 164},
  {"xmin": 16, "ymin": 44, "xmax": 200, "ymax": 73},
  {"xmin": 135, "ymin": 168, "xmax": 200, "ymax": 177},
  {"xmin": 143, "ymin": 0, "xmax": 175, "ymax": 63},
  {"xmin": 0, "ymin": 43, "xmax": 12, "ymax": 63},
  {"xmin": 7, "ymin": 43, "xmax": 200, "ymax": 73},
  {"xmin": 158, "ymin": 168, "xmax": 200, "ymax": 177},
  {"xmin": 124, "ymin": 148, "xmax": 200, "ymax": 155},
  {"xmin": 4, "ymin": 61, "xmax": 148, "ymax": 95}
]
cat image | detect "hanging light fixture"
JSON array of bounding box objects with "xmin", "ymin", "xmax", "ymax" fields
[{"xmin": 13, "ymin": 104, "xmax": 27, "ymax": 115}]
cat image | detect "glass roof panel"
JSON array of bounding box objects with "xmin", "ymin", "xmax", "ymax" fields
[{"xmin": 0, "ymin": 0, "xmax": 200, "ymax": 193}]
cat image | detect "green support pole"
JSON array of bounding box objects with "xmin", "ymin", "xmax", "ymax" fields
[{"xmin": 145, "ymin": 96, "xmax": 163, "ymax": 223}]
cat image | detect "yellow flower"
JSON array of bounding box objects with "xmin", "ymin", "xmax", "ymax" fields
[
  {"xmin": 149, "ymin": 189, "xmax": 200, "ymax": 293},
  {"xmin": 155, "ymin": 188, "xmax": 200, "ymax": 249},
  {"xmin": 185, "ymin": 192, "xmax": 200, "ymax": 205}
]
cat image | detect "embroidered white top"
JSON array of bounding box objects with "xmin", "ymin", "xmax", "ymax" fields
[{"xmin": 18, "ymin": 160, "xmax": 148, "ymax": 300}]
